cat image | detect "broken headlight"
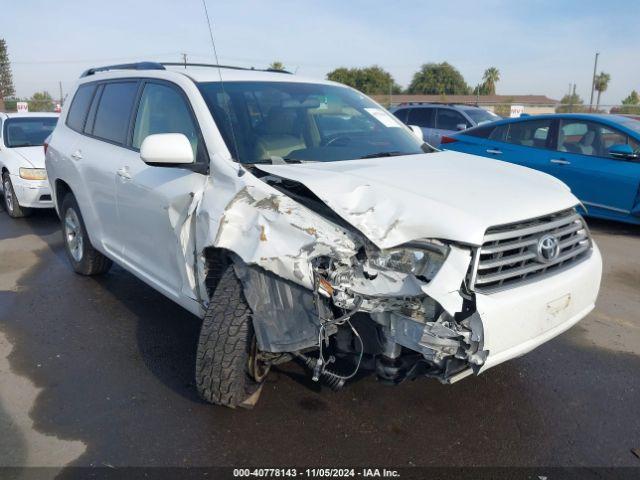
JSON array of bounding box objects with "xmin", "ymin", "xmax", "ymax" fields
[{"xmin": 367, "ymin": 242, "xmax": 448, "ymax": 281}]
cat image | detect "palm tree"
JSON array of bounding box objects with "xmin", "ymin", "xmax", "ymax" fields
[
  {"xmin": 594, "ymin": 71, "xmax": 611, "ymax": 110},
  {"xmin": 482, "ymin": 67, "xmax": 500, "ymax": 95}
]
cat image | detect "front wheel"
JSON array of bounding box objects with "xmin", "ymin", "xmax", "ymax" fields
[
  {"xmin": 60, "ymin": 193, "xmax": 112, "ymax": 276},
  {"xmin": 2, "ymin": 172, "xmax": 32, "ymax": 218},
  {"xmin": 196, "ymin": 264, "xmax": 269, "ymax": 408}
]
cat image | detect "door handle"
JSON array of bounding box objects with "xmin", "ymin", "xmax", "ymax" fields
[
  {"xmin": 486, "ymin": 149, "xmax": 502, "ymax": 154},
  {"xmin": 70, "ymin": 150, "xmax": 83, "ymax": 160},
  {"xmin": 550, "ymin": 159, "xmax": 571, "ymax": 165},
  {"xmin": 116, "ymin": 166, "xmax": 132, "ymax": 180}
]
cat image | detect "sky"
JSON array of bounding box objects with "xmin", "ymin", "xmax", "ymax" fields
[{"xmin": 3, "ymin": 0, "xmax": 639, "ymax": 105}]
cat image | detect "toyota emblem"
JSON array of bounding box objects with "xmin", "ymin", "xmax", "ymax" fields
[{"xmin": 537, "ymin": 234, "xmax": 560, "ymax": 262}]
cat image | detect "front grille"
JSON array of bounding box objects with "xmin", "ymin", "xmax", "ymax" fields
[{"xmin": 471, "ymin": 208, "xmax": 592, "ymax": 293}]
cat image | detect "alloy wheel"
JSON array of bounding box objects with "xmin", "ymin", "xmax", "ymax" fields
[{"xmin": 64, "ymin": 208, "xmax": 84, "ymax": 262}]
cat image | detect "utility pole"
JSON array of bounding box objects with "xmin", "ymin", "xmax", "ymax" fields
[
  {"xmin": 569, "ymin": 83, "xmax": 576, "ymax": 113},
  {"xmin": 388, "ymin": 79, "xmax": 392, "ymax": 108},
  {"xmin": 589, "ymin": 52, "xmax": 599, "ymax": 112},
  {"xmin": 181, "ymin": 52, "xmax": 188, "ymax": 68},
  {"xmin": 59, "ymin": 81, "xmax": 63, "ymax": 106}
]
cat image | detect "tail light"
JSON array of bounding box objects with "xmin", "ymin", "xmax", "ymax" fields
[{"xmin": 440, "ymin": 136, "xmax": 458, "ymax": 144}]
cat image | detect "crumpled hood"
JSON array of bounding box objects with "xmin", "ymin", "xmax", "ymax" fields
[
  {"xmin": 12, "ymin": 146, "xmax": 45, "ymax": 168},
  {"xmin": 256, "ymin": 150, "xmax": 578, "ymax": 248}
]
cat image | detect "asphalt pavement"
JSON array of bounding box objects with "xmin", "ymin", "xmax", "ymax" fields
[{"xmin": 0, "ymin": 206, "xmax": 639, "ymax": 472}]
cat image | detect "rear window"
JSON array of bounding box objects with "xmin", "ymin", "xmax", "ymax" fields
[
  {"xmin": 463, "ymin": 108, "xmax": 500, "ymax": 125},
  {"xmin": 66, "ymin": 84, "xmax": 96, "ymax": 132},
  {"xmin": 464, "ymin": 124, "xmax": 497, "ymax": 139},
  {"xmin": 91, "ymin": 82, "xmax": 139, "ymax": 144},
  {"xmin": 4, "ymin": 117, "xmax": 58, "ymax": 148}
]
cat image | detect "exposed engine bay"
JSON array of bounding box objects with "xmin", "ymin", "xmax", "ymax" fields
[{"xmin": 203, "ymin": 169, "xmax": 490, "ymax": 389}]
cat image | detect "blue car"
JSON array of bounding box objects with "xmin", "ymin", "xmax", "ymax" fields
[{"xmin": 443, "ymin": 113, "xmax": 640, "ymax": 224}]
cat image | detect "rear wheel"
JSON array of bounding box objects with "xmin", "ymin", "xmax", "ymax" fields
[
  {"xmin": 60, "ymin": 193, "xmax": 112, "ymax": 276},
  {"xmin": 2, "ymin": 172, "xmax": 32, "ymax": 218},
  {"xmin": 196, "ymin": 264, "xmax": 269, "ymax": 408}
]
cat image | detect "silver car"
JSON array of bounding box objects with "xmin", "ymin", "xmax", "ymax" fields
[{"xmin": 390, "ymin": 103, "xmax": 500, "ymax": 147}]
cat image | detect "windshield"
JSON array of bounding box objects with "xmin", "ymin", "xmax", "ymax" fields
[
  {"xmin": 3, "ymin": 117, "xmax": 57, "ymax": 148},
  {"xmin": 198, "ymin": 81, "xmax": 429, "ymax": 164},
  {"xmin": 463, "ymin": 108, "xmax": 500, "ymax": 125}
]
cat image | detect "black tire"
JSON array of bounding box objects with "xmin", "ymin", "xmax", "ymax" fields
[
  {"xmin": 60, "ymin": 193, "xmax": 112, "ymax": 276},
  {"xmin": 2, "ymin": 172, "xmax": 32, "ymax": 218},
  {"xmin": 196, "ymin": 264, "xmax": 264, "ymax": 408}
]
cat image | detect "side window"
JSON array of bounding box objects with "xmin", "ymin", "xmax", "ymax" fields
[
  {"xmin": 436, "ymin": 109, "xmax": 469, "ymax": 130},
  {"xmin": 505, "ymin": 119, "xmax": 552, "ymax": 148},
  {"xmin": 392, "ymin": 108, "xmax": 409, "ymax": 123},
  {"xmin": 598, "ymin": 125, "xmax": 627, "ymax": 154},
  {"xmin": 66, "ymin": 84, "xmax": 96, "ymax": 132},
  {"xmin": 92, "ymin": 82, "xmax": 138, "ymax": 144},
  {"xmin": 132, "ymin": 82, "xmax": 200, "ymax": 160},
  {"xmin": 408, "ymin": 108, "xmax": 435, "ymax": 128},
  {"xmin": 489, "ymin": 124, "xmax": 509, "ymax": 142},
  {"xmin": 557, "ymin": 120, "xmax": 627, "ymax": 157}
]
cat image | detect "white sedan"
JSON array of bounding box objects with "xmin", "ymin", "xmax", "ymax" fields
[{"xmin": 0, "ymin": 112, "xmax": 59, "ymax": 217}]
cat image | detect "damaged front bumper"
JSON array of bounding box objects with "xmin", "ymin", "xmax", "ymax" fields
[{"xmin": 233, "ymin": 236, "xmax": 601, "ymax": 385}]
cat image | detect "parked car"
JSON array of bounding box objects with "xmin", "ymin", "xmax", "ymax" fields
[
  {"xmin": 45, "ymin": 62, "xmax": 601, "ymax": 408},
  {"xmin": 442, "ymin": 113, "xmax": 640, "ymax": 224},
  {"xmin": 389, "ymin": 103, "xmax": 500, "ymax": 147},
  {"xmin": 0, "ymin": 112, "xmax": 59, "ymax": 217}
]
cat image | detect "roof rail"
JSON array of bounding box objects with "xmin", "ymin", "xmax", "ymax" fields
[
  {"xmin": 161, "ymin": 62, "xmax": 292, "ymax": 74},
  {"xmin": 80, "ymin": 61, "xmax": 165, "ymax": 77}
]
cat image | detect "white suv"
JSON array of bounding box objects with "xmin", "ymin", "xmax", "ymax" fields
[
  {"xmin": 1, "ymin": 112, "xmax": 58, "ymax": 217},
  {"xmin": 45, "ymin": 62, "xmax": 602, "ymax": 408}
]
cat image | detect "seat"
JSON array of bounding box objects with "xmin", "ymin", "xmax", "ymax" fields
[
  {"xmin": 253, "ymin": 107, "xmax": 305, "ymax": 161},
  {"xmin": 578, "ymin": 130, "xmax": 595, "ymax": 155}
]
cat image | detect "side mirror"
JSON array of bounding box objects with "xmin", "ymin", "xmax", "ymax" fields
[
  {"xmin": 408, "ymin": 125, "xmax": 423, "ymax": 141},
  {"xmin": 608, "ymin": 144, "xmax": 638, "ymax": 160},
  {"xmin": 140, "ymin": 133, "xmax": 194, "ymax": 165},
  {"xmin": 456, "ymin": 123, "xmax": 467, "ymax": 131}
]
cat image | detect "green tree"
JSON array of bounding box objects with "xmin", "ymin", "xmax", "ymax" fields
[
  {"xmin": 482, "ymin": 67, "xmax": 500, "ymax": 95},
  {"xmin": 594, "ymin": 71, "xmax": 611, "ymax": 110},
  {"xmin": 269, "ymin": 61, "xmax": 286, "ymax": 71},
  {"xmin": 556, "ymin": 92, "xmax": 587, "ymax": 113},
  {"xmin": 407, "ymin": 62, "xmax": 470, "ymax": 95},
  {"xmin": 326, "ymin": 66, "xmax": 401, "ymax": 95},
  {"xmin": 620, "ymin": 90, "xmax": 640, "ymax": 114},
  {"xmin": 0, "ymin": 38, "xmax": 15, "ymax": 102},
  {"xmin": 29, "ymin": 91, "xmax": 54, "ymax": 112}
]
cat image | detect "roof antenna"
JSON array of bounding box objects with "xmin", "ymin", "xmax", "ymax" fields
[{"xmin": 201, "ymin": 0, "xmax": 243, "ymax": 174}]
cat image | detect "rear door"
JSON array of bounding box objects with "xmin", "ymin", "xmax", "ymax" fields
[
  {"xmin": 79, "ymin": 80, "xmax": 140, "ymax": 257},
  {"xmin": 497, "ymin": 117, "xmax": 556, "ymax": 173},
  {"xmin": 406, "ymin": 107, "xmax": 436, "ymax": 145},
  {"xmin": 115, "ymin": 79, "xmax": 208, "ymax": 301},
  {"xmin": 547, "ymin": 119, "xmax": 640, "ymax": 217}
]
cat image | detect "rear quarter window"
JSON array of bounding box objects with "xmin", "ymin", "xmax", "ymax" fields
[{"xmin": 66, "ymin": 84, "xmax": 97, "ymax": 132}]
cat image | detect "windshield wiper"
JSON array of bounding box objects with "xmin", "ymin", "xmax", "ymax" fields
[{"xmin": 359, "ymin": 151, "xmax": 412, "ymax": 159}]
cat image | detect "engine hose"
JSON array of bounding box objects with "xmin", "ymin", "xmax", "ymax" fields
[{"xmin": 293, "ymin": 352, "xmax": 346, "ymax": 391}]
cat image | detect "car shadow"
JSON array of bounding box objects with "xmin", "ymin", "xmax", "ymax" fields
[{"xmin": 586, "ymin": 217, "xmax": 640, "ymax": 237}]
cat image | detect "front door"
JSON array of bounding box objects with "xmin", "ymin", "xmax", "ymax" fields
[
  {"xmin": 548, "ymin": 119, "xmax": 640, "ymax": 218},
  {"xmin": 115, "ymin": 80, "xmax": 208, "ymax": 301}
]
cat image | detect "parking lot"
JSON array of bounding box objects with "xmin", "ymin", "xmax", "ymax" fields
[{"xmin": 0, "ymin": 203, "xmax": 639, "ymax": 471}]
